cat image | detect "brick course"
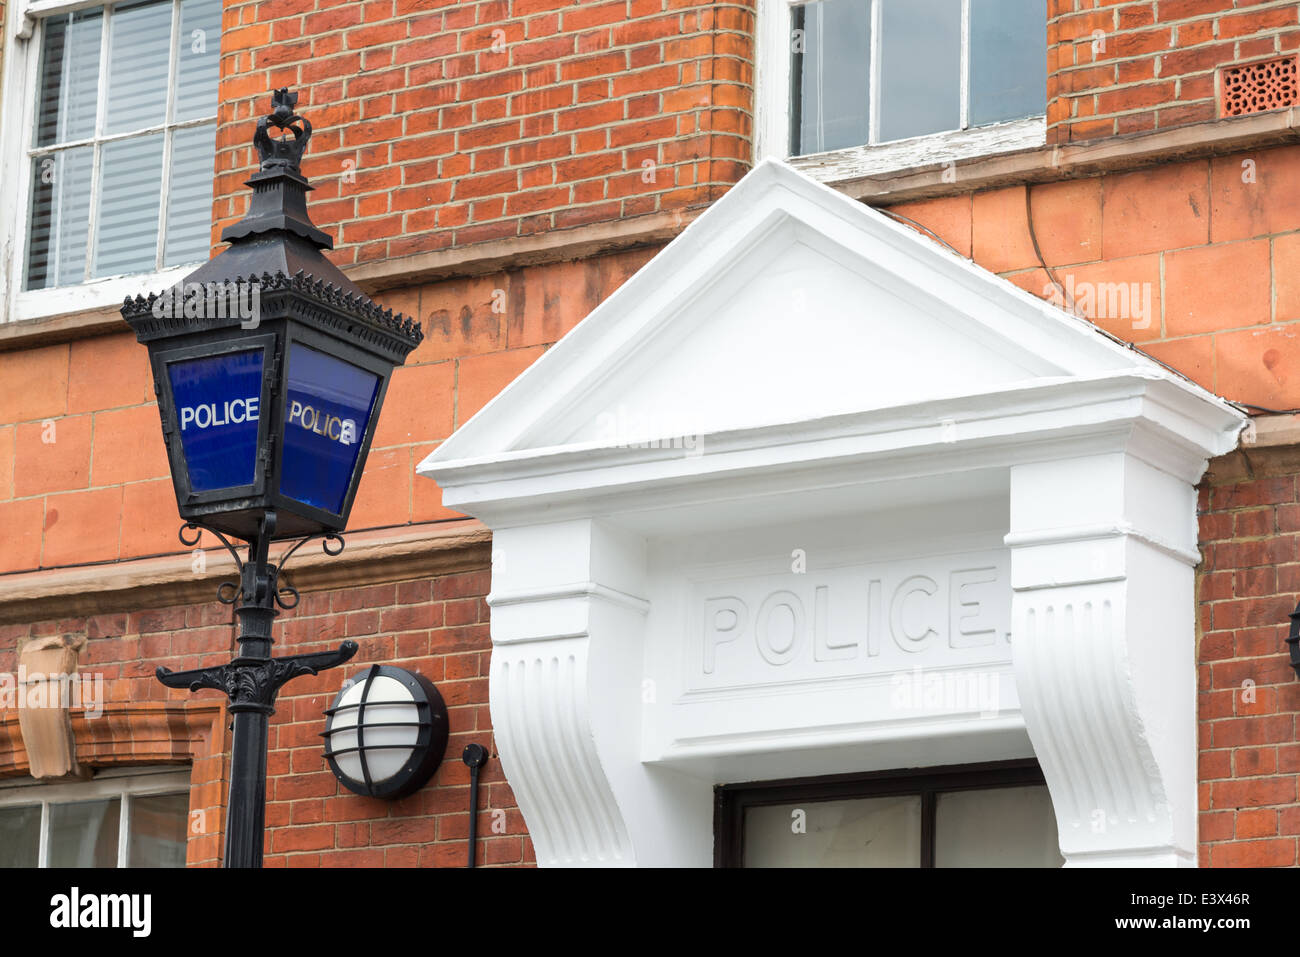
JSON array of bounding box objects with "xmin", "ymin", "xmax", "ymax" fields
[
  {"xmin": 1196, "ymin": 473, "xmax": 1300, "ymax": 866},
  {"xmin": 888, "ymin": 142, "xmax": 1300, "ymax": 411},
  {"xmin": 212, "ymin": 0, "xmax": 754, "ymax": 267},
  {"xmin": 1049, "ymin": 0, "xmax": 1300, "ymax": 143}
]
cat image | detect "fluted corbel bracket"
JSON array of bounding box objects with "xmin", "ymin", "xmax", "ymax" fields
[{"xmin": 1007, "ymin": 456, "xmax": 1200, "ymax": 867}]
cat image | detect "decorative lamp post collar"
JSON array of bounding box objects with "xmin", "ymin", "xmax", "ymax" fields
[{"xmin": 119, "ymin": 89, "xmax": 423, "ymax": 868}]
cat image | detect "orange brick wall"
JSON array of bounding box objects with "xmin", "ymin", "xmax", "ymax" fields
[
  {"xmin": 888, "ymin": 142, "xmax": 1300, "ymax": 412},
  {"xmin": 1197, "ymin": 474, "xmax": 1300, "ymax": 866},
  {"xmin": 0, "ymin": 568, "xmax": 530, "ymax": 866},
  {"xmin": 0, "ymin": 245, "xmax": 658, "ymax": 574},
  {"xmin": 212, "ymin": 0, "xmax": 754, "ymax": 266},
  {"xmin": 1048, "ymin": 0, "xmax": 1300, "ymax": 143}
]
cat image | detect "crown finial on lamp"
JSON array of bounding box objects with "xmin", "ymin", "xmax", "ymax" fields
[
  {"xmin": 253, "ymin": 88, "xmax": 312, "ymax": 173},
  {"xmin": 216, "ymin": 88, "xmax": 332, "ymax": 250}
]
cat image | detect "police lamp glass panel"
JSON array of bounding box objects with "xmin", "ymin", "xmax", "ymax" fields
[
  {"xmin": 280, "ymin": 343, "xmax": 379, "ymax": 514},
  {"xmin": 168, "ymin": 350, "xmax": 263, "ymax": 492},
  {"xmin": 790, "ymin": 0, "xmax": 1047, "ymax": 154}
]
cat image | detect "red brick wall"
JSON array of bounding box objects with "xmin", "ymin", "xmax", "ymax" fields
[
  {"xmin": 1197, "ymin": 471, "xmax": 1300, "ymax": 866},
  {"xmin": 1048, "ymin": 0, "xmax": 1300, "ymax": 143},
  {"xmin": 886, "ymin": 142, "xmax": 1300, "ymax": 411},
  {"xmin": 213, "ymin": 0, "xmax": 754, "ymax": 266},
  {"xmin": 0, "ymin": 567, "xmax": 530, "ymax": 867}
]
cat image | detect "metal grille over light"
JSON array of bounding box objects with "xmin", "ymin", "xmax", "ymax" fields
[{"xmin": 322, "ymin": 665, "xmax": 449, "ymax": 799}]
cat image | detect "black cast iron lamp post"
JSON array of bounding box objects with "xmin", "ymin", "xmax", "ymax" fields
[{"xmin": 121, "ymin": 88, "xmax": 423, "ymax": 868}]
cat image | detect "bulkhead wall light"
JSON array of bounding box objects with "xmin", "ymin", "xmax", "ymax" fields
[{"xmin": 322, "ymin": 665, "xmax": 449, "ymax": 800}]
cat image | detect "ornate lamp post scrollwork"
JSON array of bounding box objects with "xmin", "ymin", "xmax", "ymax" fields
[{"xmin": 121, "ymin": 89, "xmax": 423, "ymax": 868}]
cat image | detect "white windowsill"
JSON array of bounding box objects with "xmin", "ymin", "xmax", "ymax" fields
[
  {"xmin": 787, "ymin": 116, "xmax": 1048, "ymax": 186},
  {"xmin": 11, "ymin": 263, "xmax": 199, "ymax": 324}
]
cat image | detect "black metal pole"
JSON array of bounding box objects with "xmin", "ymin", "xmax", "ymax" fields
[
  {"xmin": 223, "ymin": 516, "xmax": 277, "ymax": 868},
  {"xmin": 223, "ymin": 536, "xmax": 277, "ymax": 867},
  {"xmin": 157, "ymin": 512, "xmax": 358, "ymax": 868},
  {"xmin": 462, "ymin": 743, "xmax": 488, "ymax": 868},
  {"xmin": 224, "ymin": 705, "xmax": 271, "ymax": 867}
]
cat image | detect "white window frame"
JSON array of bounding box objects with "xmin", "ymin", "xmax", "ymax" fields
[
  {"xmin": 755, "ymin": 0, "xmax": 1047, "ymax": 181},
  {"xmin": 0, "ymin": 0, "xmax": 214, "ymax": 325},
  {"xmin": 0, "ymin": 765, "xmax": 191, "ymax": 867}
]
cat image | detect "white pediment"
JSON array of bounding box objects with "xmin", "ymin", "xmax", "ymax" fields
[
  {"xmin": 422, "ymin": 159, "xmax": 1190, "ymax": 469},
  {"xmin": 555, "ymin": 231, "xmax": 1049, "ymax": 448}
]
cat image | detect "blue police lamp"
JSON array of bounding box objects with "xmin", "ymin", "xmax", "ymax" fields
[
  {"xmin": 122, "ymin": 88, "xmax": 422, "ymax": 544},
  {"xmin": 118, "ymin": 89, "xmax": 423, "ymax": 869}
]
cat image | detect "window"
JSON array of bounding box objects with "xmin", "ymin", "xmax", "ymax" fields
[
  {"xmin": 0, "ymin": 767, "xmax": 191, "ymax": 867},
  {"xmin": 757, "ymin": 0, "xmax": 1047, "ymax": 173},
  {"xmin": 714, "ymin": 761, "xmax": 1064, "ymax": 867},
  {"xmin": 1, "ymin": 0, "xmax": 220, "ymax": 318}
]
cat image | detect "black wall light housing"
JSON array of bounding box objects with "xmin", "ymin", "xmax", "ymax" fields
[{"xmin": 322, "ymin": 664, "xmax": 450, "ymax": 800}]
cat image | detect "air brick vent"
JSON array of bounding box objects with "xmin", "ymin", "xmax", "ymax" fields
[{"xmin": 1220, "ymin": 55, "xmax": 1299, "ymax": 117}]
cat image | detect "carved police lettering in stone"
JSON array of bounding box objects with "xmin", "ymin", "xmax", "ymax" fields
[{"xmin": 689, "ymin": 550, "xmax": 1010, "ymax": 691}]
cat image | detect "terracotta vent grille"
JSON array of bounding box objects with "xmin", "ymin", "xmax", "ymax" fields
[{"xmin": 1220, "ymin": 55, "xmax": 1299, "ymax": 117}]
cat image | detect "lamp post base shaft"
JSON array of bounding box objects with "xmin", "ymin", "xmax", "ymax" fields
[{"xmin": 225, "ymin": 710, "xmax": 270, "ymax": 868}]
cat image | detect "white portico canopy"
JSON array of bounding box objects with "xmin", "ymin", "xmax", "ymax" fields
[{"xmin": 418, "ymin": 159, "xmax": 1246, "ymax": 867}]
